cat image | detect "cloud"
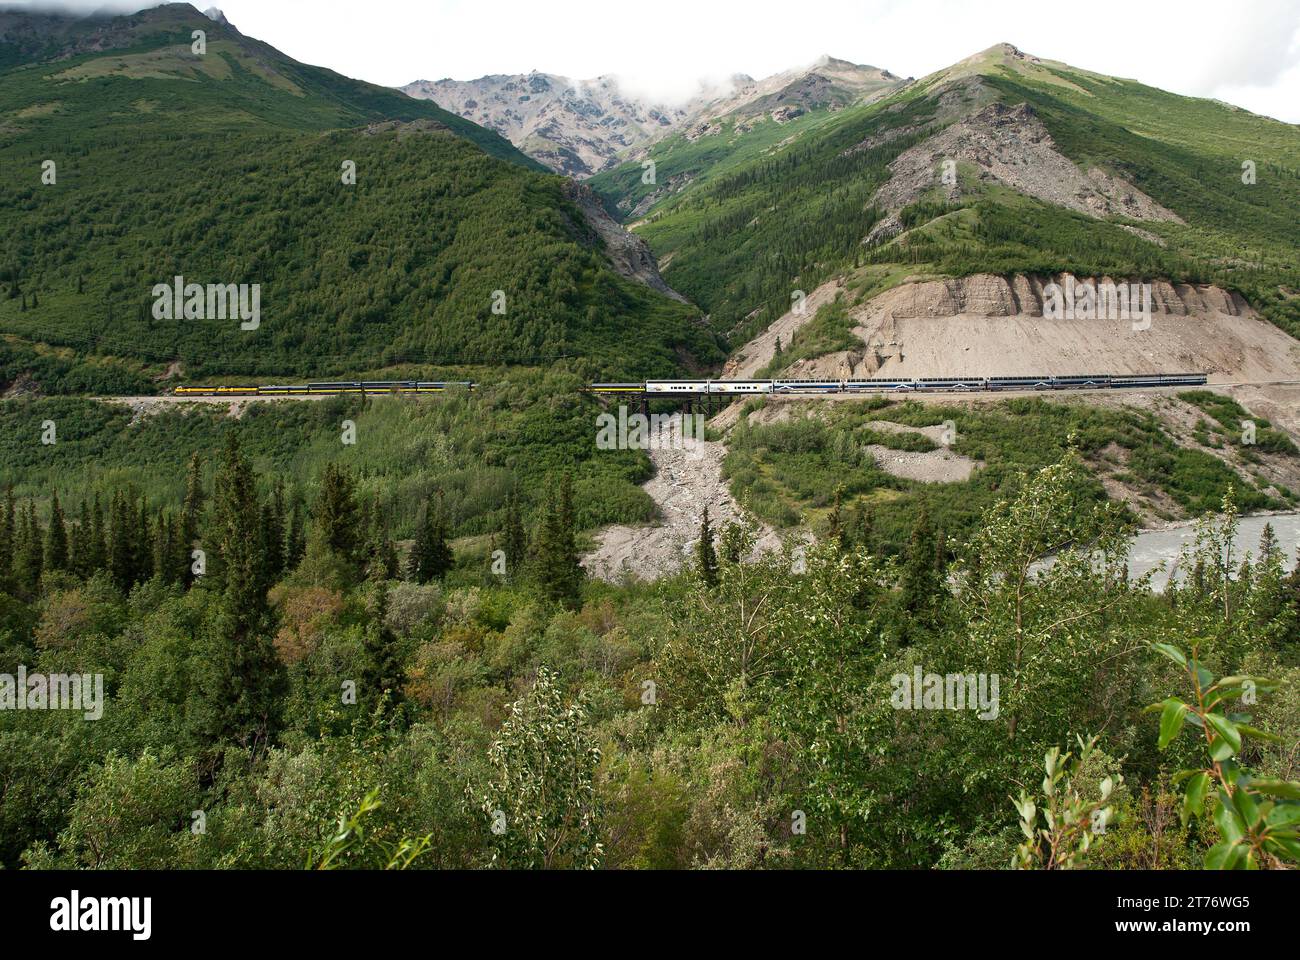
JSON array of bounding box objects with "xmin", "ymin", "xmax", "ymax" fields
[
  {"xmin": 0, "ymin": 0, "xmax": 154, "ymax": 13},
  {"xmin": 6, "ymin": 0, "xmax": 1298, "ymax": 122}
]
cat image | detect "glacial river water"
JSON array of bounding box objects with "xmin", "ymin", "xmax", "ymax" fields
[{"xmin": 1127, "ymin": 512, "xmax": 1300, "ymax": 592}]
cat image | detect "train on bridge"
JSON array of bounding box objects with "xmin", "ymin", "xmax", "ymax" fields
[{"xmin": 590, "ymin": 373, "xmax": 1209, "ymax": 395}]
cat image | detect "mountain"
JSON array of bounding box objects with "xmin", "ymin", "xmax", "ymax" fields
[
  {"xmin": 402, "ymin": 56, "xmax": 903, "ymax": 178},
  {"xmin": 590, "ymin": 42, "xmax": 1300, "ymax": 354},
  {"xmin": 402, "ymin": 72, "xmax": 693, "ymax": 178},
  {"xmin": 0, "ymin": 1, "xmax": 531, "ymax": 163},
  {"xmin": 0, "ymin": 3, "xmax": 717, "ymax": 391}
]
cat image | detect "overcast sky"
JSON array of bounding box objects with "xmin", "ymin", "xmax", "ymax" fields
[{"xmin": 8, "ymin": 0, "xmax": 1300, "ymax": 121}]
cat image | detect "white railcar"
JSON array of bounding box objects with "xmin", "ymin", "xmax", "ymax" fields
[
  {"xmin": 645, "ymin": 380, "xmax": 709, "ymax": 394},
  {"xmin": 706, "ymin": 380, "xmax": 772, "ymax": 394}
]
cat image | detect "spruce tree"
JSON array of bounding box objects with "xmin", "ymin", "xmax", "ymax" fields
[
  {"xmin": 828, "ymin": 485, "xmax": 845, "ymax": 545},
  {"xmin": 899, "ymin": 503, "xmax": 942, "ymax": 637},
  {"xmin": 408, "ymin": 503, "xmax": 434, "ymax": 584},
  {"xmin": 181, "ymin": 453, "xmax": 205, "ymax": 586},
  {"xmin": 136, "ymin": 499, "xmax": 153, "ymax": 583},
  {"xmin": 190, "ymin": 432, "xmax": 286, "ymax": 753},
  {"xmin": 850, "ymin": 502, "xmax": 872, "ymax": 555},
  {"xmin": 502, "ymin": 490, "xmax": 527, "ymax": 584},
  {"xmin": 0, "ymin": 488, "xmax": 14, "ymax": 593},
  {"xmin": 17, "ymin": 501, "xmax": 43, "ymax": 596},
  {"xmin": 44, "ymin": 491, "xmax": 68, "ymax": 572},
  {"xmin": 69, "ymin": 501, "xmax": 89, "ymax": 579},
  {"xmin": 427, "ymin": 497, "xmax": 454, "ymax": 581},
  {"xmin": 360, "ymin": 577, "xmax": 407, "ymax": 721},
  {"xmin": 285, "ymin": 495, "xmax": 306, "ymax": 570},
  {"xmin": 1259, "ymin": 523, "xmax": 1281, "ymax": 565},
  {"xmin": 152, "ymin": 508, "xmax": 176, "ymax": 584},
  {"xmin": 88, "ymin": 494, "xmax": 108, "ymax": 575},
  {"xmin": 408, "ymin": 495, "xmax": 452, "ymax": 583},
  {"xmin": 108, "ymin": 491, "xmax": 134, "ymax": 593},
  {"xmin": 313, "ymin": 462, "xmax": 360, "ymax": 564},
  {"xmin": 371, "ymin": 509, "xmax": 399, "ymax": 581},
  {"xmin": 532, "ymin": 474, "xmax": 582, "ymax": 609},
  {"xmin": 258, "ymin": 494, "xmax": 284, "ymax": 582},
  {"xmin": 697, "ymin": 506, "xmax": 719, "ymax": 587}
]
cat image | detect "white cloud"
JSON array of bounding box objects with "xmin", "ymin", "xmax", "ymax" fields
[{"xmin": 6, "ymin": 0, "xmax": 1299, "ymax": 121}]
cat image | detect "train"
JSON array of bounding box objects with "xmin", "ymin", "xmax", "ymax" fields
[
  {"xmin": 173, "ymin": 381, "xmax": 476, "ymax": 396},
  {"xmin": 171, "ymin": 372, "xmax": 1208, "ymax": 399},
  {"xmin": 590, "ymin": 373, "xmax": 1209, "ymax": 395}
]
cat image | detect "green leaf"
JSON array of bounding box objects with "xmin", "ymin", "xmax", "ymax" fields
[
  {"xmin": 1214, "ymin": 789, "xmax": 1245, "ymax": 843},
  {"xmin": 1252, "ymin": 780, "xmax": 1300, "ymax": 800},
  {"xmin": 1183, "ymin": 771, "xmax": 1209, "ymax": 824},
  {"xmin": 1211, "ymin": 737, "xmax": 1236, "ymax": 762},
  {"xmin": 1232, "ymin": 785, "xmax": 1261, "ymax": 828},
  {"xmin": 1158, "ymin": 698, "xmax": 1188, "ymax": 749},
  {"xmin": 1266, "ymin": 805, "xmax": 1300, "ymax": 827},
  {"xmin": 1205, "ymin": 840, "xmax": 1239, "ymax": 870},
  {"xmin": 1150, "ymin": 642, "xmax": 1187, "ymax": 667},
  {"xmin": 1265, "ymin": 834, "xmax": 1300, "ymax": 862},
  {"xmin": 1234, "ymin": 723, "xmax": 1283, "ymax": 744},
  {"xmin": 1205, "ymin": 713, "xmax": 1242, "ymax": 755}
]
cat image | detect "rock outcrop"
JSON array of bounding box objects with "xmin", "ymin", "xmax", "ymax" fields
[
  {"xmin": 563, "ymin": 181, "xmax": 687, "ymax": 302},
  {"xmin": 871, "ymin": 99, "xmax": 1184, "ymax": 224}
]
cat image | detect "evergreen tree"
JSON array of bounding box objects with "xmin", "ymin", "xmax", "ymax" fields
[
  {"xmin": 532, "ymin": 474, "xmax": 582, "ymax": 609},
  {"xmin": 152, "ymin": 508, "xmax": 179, "ymax": 585},
  {"xmin": 1259, "ymin": 523, "xmax": 1281, "ymax": 566},
  {"xmin": 181, "ymin": 453, "xmax": 205, "ymax": 587},
  {"xmin": 260, "ymin": 484, "xmax": 285, "ymax": 585},
  {"xmin": 136, "ymin": 499, "xmax": 153, "ymax": 583},
  {"xmin": 360, "ymin": 577, "xmax": 406, "ymax": 721},
  {"xmin": 828, "ymin": 485, "xmax": 845, "ymax": 545},
  {"xmin": 69, "ymin": 501, "xmax": 89, "ymax": 579},
  {"xmin": 0, "ymin": 488, "xmax": 14, "ymax": 593},
  {"xmin": 372, "ymin": 509, "xmax": 400, "ymax": 581},
  {"xmin": 899, "ymin": 503, "xmax": 942, "ymax": 638},
  {"xmin": 87, "ymin": 494, "xmax": 108, "ymax": 575},
  {"xmin": 408, "ymin": 495, "xmax": 452, "ymax": 583},
  {"xmin": 285, "ymin": 495, "xmax": 306, "ymax": 570},
  {"xmin": 44, "ymin": 491, "xmax": 69, "ymax": 572},
  {"xmin": 502, "ymin": 490, "xmax": 527, "ymax": 584},
  {"xmin": 313, "ymin": 462, "xmax": 360, "ymax": 564},
  {"xmin": 697, "ymin": 506, "xmax": 719, "ymax": 587},
  {"xmin": 16, "ymin": 501, "xmax": 43, "ymax": 596},
  {"xmin": 108, "ymin": 491, "xmax": 134, "ymax": 593},
  {"xmin": 190, "ymin": 433, "xmax": 286, "ymax": 754}
]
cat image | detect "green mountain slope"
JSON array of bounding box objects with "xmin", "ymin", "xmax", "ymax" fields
[
  {"xmin": 0, "ymin": 2, "xmax": 533, "ymax": 163},
  {"xmin": 593, "ymin": 43, "xmax": 1300, "ymax": 350},
  {"xmin": 0, "ymin": 4, "xmax": 718, "ymax": 390},
  {"xmin": 588, "ymin": 58, "xmax": 904, "ymax": 220}
]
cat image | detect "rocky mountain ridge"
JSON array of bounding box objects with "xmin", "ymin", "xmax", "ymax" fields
[{"xmin": 401, "ymin": 56, "xmax": 905, "ymax": 177}]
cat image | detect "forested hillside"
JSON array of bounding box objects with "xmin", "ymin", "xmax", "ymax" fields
[
  {"xmin": 592, "ymin": 45, "xmax": 1300, "ymax": 348},
  {"xmin": 0, "ymin": 4, "xmax": 719, "ymax": 391},
  {"xmin": 1, "ymin": 8, "xmax": 1297, "ymax": 878},
  {"xmin": 2, "ymin": 428, "xmax": 1297, "ymax": 869}
]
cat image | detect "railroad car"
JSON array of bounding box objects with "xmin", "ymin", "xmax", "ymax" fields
[
  {"xmin": 644, "ymin": 380, "xmax": 709, "ymax": 395},
  {"xmin": 173, "ymin": 381, "xmax": 474, "ymax": 397},
  {"xmin": 772, "ymin": 379, "xmax": 840, "ymax": 393},
  {"xmin": 706, "ymin": 380, "xmax": 770, "ymax": 394}
]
